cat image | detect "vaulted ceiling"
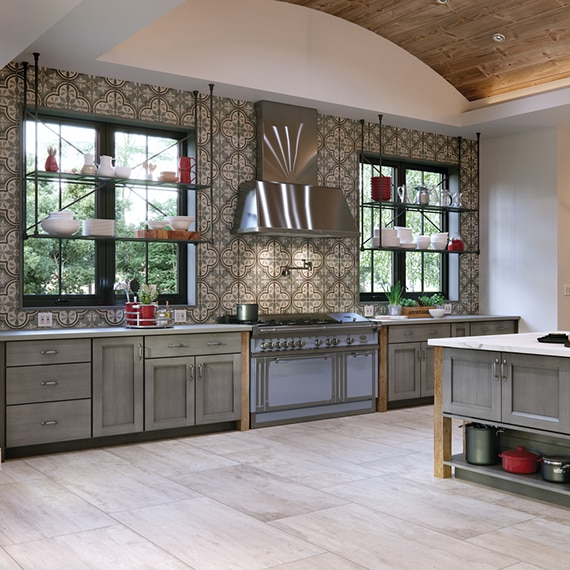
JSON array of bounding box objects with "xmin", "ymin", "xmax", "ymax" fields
[{"xmin": 280, "ymin": 0, "xmax": 570, "ymax": 101}]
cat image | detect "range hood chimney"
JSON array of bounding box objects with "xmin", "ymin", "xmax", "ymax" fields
[{"xmin": 233, "ymin": 101, "xmax": 358, "ymax": 238}]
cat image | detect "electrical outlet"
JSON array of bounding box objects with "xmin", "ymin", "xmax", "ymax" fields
[
  {"xmin": 565, "ymin": 284, "xmax": 570, "ymax": 296},
  {"xmin": 174, "ymin": 309, "xmax": 186, "ymax": 323},
  {"xmin": 363, "ymin": 304, "xmax": 375, "ymax": 317},
  {"xmin": 38, "ymin": 312, "xmax": 52, "ymax": 327},
  {"xmin": 443, "ymin": 303, "xmax": 452, "ymax": 314}
]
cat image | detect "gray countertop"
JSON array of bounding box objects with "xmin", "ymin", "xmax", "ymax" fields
[
  {"xmin": 370, "ymin": 314, "xmax": 519, "ymax": 326},
  {"xmin": 0, "ymin": 323, "xmax": 252, "ymax": 342}
]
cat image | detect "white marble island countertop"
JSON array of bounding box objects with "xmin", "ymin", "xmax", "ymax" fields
[{"xmin": 428, "ymin": 331, "xmax": 570, "ymax": 358}]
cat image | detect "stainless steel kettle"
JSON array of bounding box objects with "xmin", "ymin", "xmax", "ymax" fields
[{"xmin": 236, "ymin": 303, "xmax": 258, "ymax": 322}]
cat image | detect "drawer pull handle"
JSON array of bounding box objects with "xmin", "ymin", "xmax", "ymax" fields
[
  {"xmin": 428, "ymin": 329, "xmax": 437, "ymax": 335},
  {"xmin": 40, "ymin": 380, "xmax": 58, "ymax": 386},
  {"xmin": 168, "ymin": 343, "xmax": 186, "ymax": 348},
  {"xmin": 40, "ymin": 349, "xmax": 58, "ymax": 355},
  {"xmin": 403, "ymin": 331, "xmax": 413, "ymax": 336},
  {"xmin": 40, "ymin": 420, "xmax": 59, "ymax": 426},
  {"xmin": 207, "ymin": 341, "xmax": 222, "ymax": 346}
]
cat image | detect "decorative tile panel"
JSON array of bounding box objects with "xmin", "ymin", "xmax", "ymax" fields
[{"xmin": 0, "ymin": 62, "xmax": 479, "ymax": 328}]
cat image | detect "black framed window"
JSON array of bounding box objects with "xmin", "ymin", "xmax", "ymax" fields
[
  {"xmin": 360, "ymin": 155, "xmax": 456, "ymax": 302},
  {"xmin": 23, "ymin": 113, "xmax": 195, "ymax": 308}
]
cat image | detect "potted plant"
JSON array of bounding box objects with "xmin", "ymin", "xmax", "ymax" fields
[
  {"xmin": 138, "ymin": 284, "xmax": 158, "ymax": 326},
  {"xmin": 384, "ymin": 282, "xmax": 404, "ymax": 315}
]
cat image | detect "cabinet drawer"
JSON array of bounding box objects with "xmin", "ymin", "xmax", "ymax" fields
[
  {"xmin": 6, "ymin": 399, "xmax": 91, "ymax": 447},
  {"xmin": 388, "ymin": 323, "xmax": 451, "ymax": 343},
  {"xmin": 470, "ymin": 320, "xmax": 517, "ymax": 336},
  {"xmin": 6, "ymin": 338, "xmax": 91, "ymax": 367},
  {"xmin": 6, "ymin": 363, "xmax": 91, "ymax": 405},
  {"xmin": 145, "ymin": 333, "xmax": 241, "ymax": 358}
]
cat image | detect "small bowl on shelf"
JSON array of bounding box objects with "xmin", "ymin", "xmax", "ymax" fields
[
  {"xmin": 146, "ymin": 219, "xmax": 168, "ymax": 230},
  {"xmin": 41, "ymin": 217, "xmax": 80, "ymax": 236},
  {"xmin": 114, "ymin": 166, "xmax": 132, "ymax": 178},
  {"xmin": 165, "ymin": 215, "xmax": 195, "ymax": 230},
  {"xmin": 159, "ymin": 171, "xmax": 178, "ymax": 183},
  {"xmin": 415, "ymin": 235, "xmax": 431, "ymax": 249},
  {"xmin": 429, "ymin": 308, "xmax": 445, "ymax": 318}
]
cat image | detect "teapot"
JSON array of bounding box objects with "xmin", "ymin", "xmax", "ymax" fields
[
  {"xmin": 97, "ymin": 155, "xmax": 115, "ymax": 177},
  {"xmin": 416, "ymin": 186, "xmax": 430, "ymax": 206}
]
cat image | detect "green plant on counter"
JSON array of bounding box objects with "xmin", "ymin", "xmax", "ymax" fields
[
  {"xmin": 418, "ymin": 293, "xmax": 447, "ymax": 306},
  {"xmin": 139, "ymin": 283, "xmax": 158, "ymax": 305},
  {"xmin": 383, "ymin": 282, "xmax": 404, "ymax": 306},
  {"xmin": 400, "ymin": 298, "xmax": 419, "ymax": 307}
]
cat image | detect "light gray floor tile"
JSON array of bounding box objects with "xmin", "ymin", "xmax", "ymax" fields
[
  {"xmin": 270, "ymin": 502, "xmax": 520, "ymax": 569},
  {"xmin": 270, "ymin": 552, "xmax": 368, "ymax": 569},
  {"xmin": 172, "ymin": 463, "xmax": 347, "ymax": 521},
  {"xmin": 114, "ymin": 496, "xmax": 323, "ymax": 569},
  {"xmin": 5, "ymin": 525, "xmax": 191, "ymax": 570}
]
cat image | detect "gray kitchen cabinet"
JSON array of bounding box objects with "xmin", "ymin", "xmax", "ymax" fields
[
  {"xmin": 451, "ymin": 319, "xmax": 518, "ymax": 337},
  {"xmin": 443, "ymin": 348, "xmax": 570, "ymax": 432},
  {"xmin": 92, "ymin": 336, "xmax": 144, "ymax": 437},
  {"xmin": 5, "ymin": 339, "xmax": 92, "ymax": 447},
  {"xmin": 144, "ymin": 333, "xmax": 242, "ymax": 430},
  {"xmin": 387, "ymin": 322, "xmax": 450, "ymax": 403}
]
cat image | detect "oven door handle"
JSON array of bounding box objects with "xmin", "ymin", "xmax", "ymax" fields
[{"xmin": 268, "ymin": 353, "xmax": 334, "ymax": 363}]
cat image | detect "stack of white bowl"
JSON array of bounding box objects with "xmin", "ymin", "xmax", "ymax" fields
[
  {"xmin": 82, "ymin": 219, "xmax": 115, "ymax": 236},
  {"xmin": 41, "ymin": 211, "xmax": 80, "ymax": 236},
  {"xmin": 379, "ymin": 227, "xmax": 399, "ymax": 248},
  {"xmin": 395, "ymin": 226, "xmax": 415, "ymax": 248},
  {"xmin": 430, "ymin": 232, "xmax": 448, "ymax": 250},
  {"xmin": 414, "ymin": 235, "xmax": 431, "ymax": 249}
]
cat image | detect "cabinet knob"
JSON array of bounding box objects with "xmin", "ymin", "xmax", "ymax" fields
[
  {"xmin": 207, "ymin": 341, "xmax": 222, "ymax": 346},
  {"xmin": 40, "ymin": 380, "xmax": 58, "ymax": 386},
  {"xmin": 40, "ymin": 349, "xmax": 58, "ymax": 355},
  {"xmin": 40, "ymin": 420, "xmax": 59, "ymax": 426}
]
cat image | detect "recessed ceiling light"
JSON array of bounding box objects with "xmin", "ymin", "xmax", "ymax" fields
[{"xmin": 492, "ymin": 32, "xmax": 506, "ymax": 42}]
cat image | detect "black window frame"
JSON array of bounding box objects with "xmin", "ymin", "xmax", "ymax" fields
[
  {"xmin": 23, "ymin": 112, "xmax": 195, "ymax": 308},
  {"xmin": 360, "ymin": 154, "xmax": 454, "ymax": 303}
]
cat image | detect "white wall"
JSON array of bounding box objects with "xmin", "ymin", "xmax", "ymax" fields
[
  {"xmin": 557, "ymin": 128, "xmax": 570, "ymax": 329},
  {"xmin": 480, "ymin": 128, "xmax": 558, "ymax": 332}
]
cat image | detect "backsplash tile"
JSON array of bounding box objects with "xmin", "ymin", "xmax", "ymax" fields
[{"xmin": 0, "ymin": 63, "xmax": 479, "ymax": 329}]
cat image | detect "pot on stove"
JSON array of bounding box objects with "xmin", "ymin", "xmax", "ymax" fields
[{"xmin": 237, "ymin": 303, "xmax": 258, "ymax": 322}]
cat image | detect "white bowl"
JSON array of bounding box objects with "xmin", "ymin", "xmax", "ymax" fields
[
  {"xmin": 114, "ymin": 166, "xmax": 131, "ymax": 178},
  {"xmin": 41, "ymin": 217, "xmax": 80, "ymax": 236},
  {"xmin": 49, "ymin": 211, "xmax": 74, "ymax": 219},
  {"xmin": 431, "ymin": 239, "xmax": 448, "ymax": 250},
  {"xmin": 415, "ymin": 236, "xmax": 431, "ymax": 249},
  {"xmin": 429, "ymin": 308, "xmax": 445, "ymax": 318},
  {"xmin": 146, "ymin": 219, "xmax": 167, "ymax": 230},
  {"xmin": 165, "ymin": 215, "xmax": 195, "ymax": 230}
]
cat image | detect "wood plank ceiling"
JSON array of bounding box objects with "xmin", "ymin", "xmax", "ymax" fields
[{"xmin": 279, "ymin": 0, "xmax": 570, "ymax": 101}]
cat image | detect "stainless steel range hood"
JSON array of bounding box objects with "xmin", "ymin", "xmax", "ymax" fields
[{"xmin": 233, "ymin": 101, "xmax": 357, "ymax": 238}]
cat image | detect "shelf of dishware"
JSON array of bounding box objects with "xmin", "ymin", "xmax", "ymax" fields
[{"xmin": 361, "ymin": 200, "xmax": 476, "ymax": 214}]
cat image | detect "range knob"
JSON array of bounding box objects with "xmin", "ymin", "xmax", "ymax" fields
[
  {"xmin": 260, "ymin": 342, "xmax": 269, "ymax": 350},
  {"xmin": 332, "ymin": 338, "xmax": 340, "ymax": 346},
  {"xmin": 279, "ymin": 340, "xmax": 288, "ymax": 348},
  {"xmin": 346, "ymin": 337, "xmax": 355, "ymax": 345},
  {"xmin": 296, "ymin": 339, "xmax": 306, "ymax": 347},
  {"xmin": 314, "ymin": 339, "xmax": 323, "ymax": 347},
  {"xmin": 287, "ymin": 340, "xmax": 295, "ymax": 348}
]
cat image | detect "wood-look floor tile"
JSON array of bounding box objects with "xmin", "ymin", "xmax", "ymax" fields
[
  {"xmin": 5, "ymin": 525, "xmax": 191, "ymax": 569},
  {"xmin": 114, "ymin": 496, "xmax": 323, "ymax": 569},
  {"xmin": 172, "ymin": 463, "xmax": 347, "ymax": 522},
  {"xmin": 467, "ymin": 518, "xmax": 570, "ymax": 570},
  {"xmin": 21, "ymin": 460, "xmax": 198, "ymax": 514},
  {"xmin": 107, "ymin": 439, "xmax": 238, "ymax": 476},
  {"xmin": 323, "ymin": 473, "xmax": 534, "ymax": 540},
  {"xmin": 270, "ymin": 552, "xmax": 368, "ymax": 569},
  {"xmin": 0, "ymin": 459, "xmax": 46, "ymax": 484},
  {"xmin": 0, "ymin": 479, "xmax": 113, "ymax": 547},
  {"xmin": 270, "ymin": 502, "xmax": 519, "ymax": 569}
]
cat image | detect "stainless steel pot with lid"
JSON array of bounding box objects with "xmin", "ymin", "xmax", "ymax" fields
[
  {"xmin": 236, "ymin": 303, "xmax": 258, "ymax": 322},
  {"xmin": 542, "ymin": 456, "xmax": 570, "ymax": 483}
]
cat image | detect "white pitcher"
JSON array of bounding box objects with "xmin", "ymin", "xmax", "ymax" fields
[
  {"xmin": 80, "ymin": 153, "xmax": 97, "ymax": 175},
  {"xmin": 97, "ymin": 155, "xmax": 115, "ymax": 177}
]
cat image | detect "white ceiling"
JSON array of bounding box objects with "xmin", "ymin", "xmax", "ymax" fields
[{"xmin": 6, "ymin": 0, "xmax": 570, "ymax": 139}]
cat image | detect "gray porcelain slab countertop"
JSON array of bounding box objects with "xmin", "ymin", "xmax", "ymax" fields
[{"xmin": 0, "ymin": 324, "xmax": 252, "ymax": 342}]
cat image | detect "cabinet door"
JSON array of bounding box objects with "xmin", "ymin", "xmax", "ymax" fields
[
  {"xmin": 93, "ymin": 337, "xmax": 144, "ymax": 437},
  {"xmin": 388, "ymin": 342, "xmax": 422, "ymax": 401},
  {"xmin": 342, "ymin": 349, "xmax": 378, "ymax": 401},
  {"xmin": 145, "ymin": 356, "xmax": 195, "ymax": 430},
  {"xmin": 195, "ymin": 354, "xmax": 241, "ymax": 424},
  {"xmin": 443, "ymin": 348, "xmax": 501, "ymax": 421},
  {"xmin": 503, "ymin": 353, "xmax": 570, "ymax": 432}
]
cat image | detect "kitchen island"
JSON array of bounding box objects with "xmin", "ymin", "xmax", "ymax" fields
[{"xmin": 430, "ymin": 331, "xmax": 570, "ymax": 506}]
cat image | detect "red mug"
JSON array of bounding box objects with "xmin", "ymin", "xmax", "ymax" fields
[
  {"xmin": 125, "ymin": 302, "xmax": 139, "ymax": 325},
  {"xmin": 138, "ymin": 304, "xmax": 156, "ymax": 326}
]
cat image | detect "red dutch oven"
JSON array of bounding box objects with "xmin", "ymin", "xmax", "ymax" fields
[{"xmin": 499, "ymin": 446, "xmax": 542, "ymax": 474}]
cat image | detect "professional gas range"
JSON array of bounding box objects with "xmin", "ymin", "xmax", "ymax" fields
[{"xmin": 248, "ymin": 313, "xmax": 379, "ymax": 427}]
